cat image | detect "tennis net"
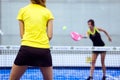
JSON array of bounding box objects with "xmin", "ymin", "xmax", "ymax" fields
[{"xmin": 0, "ymin": 46, "xmax": 120, "ymax": 80}]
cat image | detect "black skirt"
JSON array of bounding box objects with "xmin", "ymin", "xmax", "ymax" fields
[
  {"xmin": 92, "ymin": 51, "xmax": 106, "ymax": 54},
  {"xmin": 92, "ymin": 45, "xmax": 106, "ymax": 53},
  {"xmin": 14, "ymin": 46, "xmax": 52, "ymax": 67}
]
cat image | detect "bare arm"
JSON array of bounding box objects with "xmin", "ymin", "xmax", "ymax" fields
[
  {"xmin": 84, "ymin": 32, "xmax": 89, "ymax": 38},
  {"xmin": 47, "ymin": 20, "xmax": 53, "ymax": 40},
  {"xmin": 98, "ymin": 27, "xmax": 112, "ymax": 42},
  {"xmin": 18, "ymin": 20, "xmax": 24, "ymax": 39}
]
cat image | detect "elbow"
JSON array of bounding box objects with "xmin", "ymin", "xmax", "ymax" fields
[
  {"xmin": 104, "ymin": 31, "xmax": 108, "ymax": 35},
  {"xmin": 103, "ymin": 30, "xmax": 107, "ymax": 33}
]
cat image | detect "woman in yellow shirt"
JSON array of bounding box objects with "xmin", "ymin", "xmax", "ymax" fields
[{"xmin": 10, "ymin": 0, "xmax": 54, "ymax": 80}]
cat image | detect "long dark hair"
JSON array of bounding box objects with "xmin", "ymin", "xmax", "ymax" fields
[{"xmin": 88, "ymin": 19, "xmax": 95, "ymax": 27}]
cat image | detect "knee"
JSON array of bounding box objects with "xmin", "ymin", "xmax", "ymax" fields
[
  {"xmin": 91, "ymin": 60, "xmax": 96, "ymax": 65},
  {"xmin": 101, "ymin": 60, "xmax": 105, "ymax": 65},
  {"xmin": 101, "ymin": 62, "xmax": 104, "ymax": 65}
]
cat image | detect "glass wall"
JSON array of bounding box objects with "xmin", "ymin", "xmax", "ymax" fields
[{"xmin": 1, "ymin": 0, "xmax": 120, "ymax": 46}]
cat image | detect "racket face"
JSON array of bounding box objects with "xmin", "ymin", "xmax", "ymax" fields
[{"xmin": 70, "ymin": 32, "xmax": 82, "ymax": 41}]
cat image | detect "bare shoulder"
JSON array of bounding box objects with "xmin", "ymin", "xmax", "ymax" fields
[{"xmin": 95, "ymin": 27, "xmax": 103, "ymax": 31}]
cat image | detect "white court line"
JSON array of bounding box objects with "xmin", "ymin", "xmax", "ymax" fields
[{"xmin": 106, "ymin": 75, "xmax": 119, "ymax": 80}]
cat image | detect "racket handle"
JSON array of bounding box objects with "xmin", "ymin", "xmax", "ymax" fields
[{"xmin": 82, "ymin": 36, "xmax": 88, "ymax": 38}]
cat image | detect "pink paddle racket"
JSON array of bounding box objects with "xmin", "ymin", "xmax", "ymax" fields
[{"xmin": 70, "ymin": 32, "xmax": 85, "ymax": 41}]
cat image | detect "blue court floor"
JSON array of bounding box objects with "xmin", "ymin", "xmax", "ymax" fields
[{"xmin": 0, "ymin": 67, "xmax": 120, "ymax": 80}]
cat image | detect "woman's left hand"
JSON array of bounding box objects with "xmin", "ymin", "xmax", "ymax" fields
[{"xmin": 108, "ymin": 37, "xmax": 112, "ymax": 42}]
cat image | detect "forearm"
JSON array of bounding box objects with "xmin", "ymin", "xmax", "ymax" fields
[
  {"xmin": 104, "ymin": 31, "xmax": 110, "ymax": 38},
  {"xmin": 48, "ymin": 34, "xmax": 53, "ymax": 41},
  {"xmin": 20, "ymin": 32, "xmax": 24, "ymax": 39},
  {"xmin": 98, "ymin": 27, "xmax": 112, "ymax": 41},
  {"xmin": 98, "ymin": 28, "xmax": 110, "ymax": 38},
  {"xmin": 47, "ymin": 26, "xmax": 53, "ymax": 41},
  {"xmin": 82, "ymin": 36, "xmax": 88, "ymax": 38},
  {"xmin": 83, "ymin": 32, "xmax": 89, "ymax": 38},
  {"xmin": 47, "ymin": 20, "xmax": 53, "ymax": 41}
]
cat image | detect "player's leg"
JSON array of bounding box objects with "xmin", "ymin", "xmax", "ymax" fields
[
  {"xmin": 38, "ymin": 48, "xmax": 53, "ymax": 80},
  {"xmin": 40, "ymin": 67, "xmax": 53, "ymax": 80},
  {"xmin": 87, "ymin": 53, "xmax": 99, "ymax": 80},
  {"xmin": 90, "ymin": 53, "xmax": 99, "ymax": 76},
  {"xmin": 9, "ymin": 64, "xmax": 28, "ymax": 80},
  {"xmin": 101, "ymin": 52, "xmax": 106, "ymax": 80}
]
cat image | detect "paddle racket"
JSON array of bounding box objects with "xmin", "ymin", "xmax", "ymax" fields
[{"xmin": 70, "ymin": 32, "xmax": 87, "ymax": 41}]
